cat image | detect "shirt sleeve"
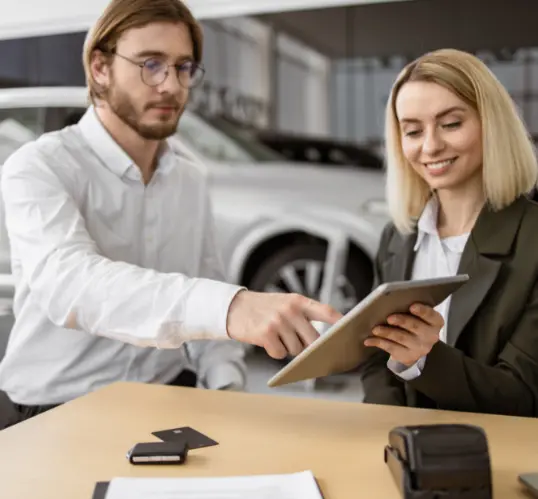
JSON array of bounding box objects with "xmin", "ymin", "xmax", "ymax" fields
[
  {"xmin": 1, "ymin": 143, "xmax": 243, "ymax": 348},
  {"xmin": 187, "ymin": 194, "xmax": 247, "ymax": 391},
  {"xmin": 387, "ymin": 356, "xmax": 426, "ymax": 381}
]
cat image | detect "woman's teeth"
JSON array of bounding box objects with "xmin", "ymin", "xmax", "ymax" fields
[{"xmin": 426, "ymin": 159, "xmax": 456, "ymax": 170}]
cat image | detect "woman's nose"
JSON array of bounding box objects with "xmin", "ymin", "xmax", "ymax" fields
[{"xmin": 422, "ymin": 129, "xmax": 445, "ymax": 156}]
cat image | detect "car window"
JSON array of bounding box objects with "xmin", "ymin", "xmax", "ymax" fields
[
  {"xmin": 204, "ymin": 116, "xmax": 285, "ymax": 162},
  {"xmin": 44, "ymin": 107, "xmax": 87, "ymax": 132},
  {"xmin": 178, "ymin": 112, "xmax": 256, "ymax": 163},
  {"xmin": 0, "ymin": 108, "xmax": 43, "ymax": 164},
  {"xmin": 0, "ymin": 107, "xmax": 87, "ymax": 164},
  {"xmin": 179, "ymin": 112, "xmax": 284, "ymax": 163},
  {"xmin": 0, "ymin": 105, "xmax": 284, "ymax": 166}
]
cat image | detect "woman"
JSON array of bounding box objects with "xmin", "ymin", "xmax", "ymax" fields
[{"xmin": 361, "ymin": 48, "xmax": 538, "ymax": 417}]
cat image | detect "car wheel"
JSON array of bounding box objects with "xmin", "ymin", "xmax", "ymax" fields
[{"xmin": 247, "ymin": 243, "xmax": 372, "ymax": 315}]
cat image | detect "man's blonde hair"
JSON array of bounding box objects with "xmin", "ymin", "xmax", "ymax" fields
[
  {"xmin": 83, "ymin": 0, "xmax": 203, "ymax": 101},
  {"xmin": 385, "ymin": 48, "xmax": 538, "ymax": 234}
]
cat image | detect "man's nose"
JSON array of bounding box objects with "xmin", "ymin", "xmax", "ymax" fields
[{"xmin": 158, "ymin": 68, "xmax": 184, "ymax": 95}]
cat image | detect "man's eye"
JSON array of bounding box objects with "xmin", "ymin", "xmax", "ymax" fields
[
  {"xmin": 177, "ymin": 62, "xmax": 194, "ymax": 73},
  {"xmin": 144, "ymin": 59, "xmax": 164, "ymax": 73}
]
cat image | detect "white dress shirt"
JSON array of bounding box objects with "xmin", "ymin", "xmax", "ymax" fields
[
  {"xmin": 0, "ymin": 106, "xmax": 246, "ymax": 405},
  {"xmin": 387, "ymin": 196, "xmax": 469, "ymax": 380}
]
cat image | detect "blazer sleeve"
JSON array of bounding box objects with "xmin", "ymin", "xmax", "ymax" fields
[
  {"xmin": 407, "ymin": 280, "xmax": 538, "ymax": 416},
  {"xmin": 360, "ymin": 223, "xmax": 407, "ymax": 406}
]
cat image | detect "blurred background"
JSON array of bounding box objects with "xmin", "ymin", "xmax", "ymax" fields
[{"xmin": 0, "ymin": 0, "xmax": 536, "ymax": 401}]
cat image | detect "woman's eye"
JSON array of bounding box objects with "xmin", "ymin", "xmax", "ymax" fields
[
  {"xmin": 443, "ymin": 121, "xmax": 462, "ymax": 129},
  {"xmin": 404, "ymin": 130, "xmax": 420, "ymax": 137}
]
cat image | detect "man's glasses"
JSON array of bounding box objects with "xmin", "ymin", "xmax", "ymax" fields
[{"xmin": 111, "ymin": 52, "xmax": 205, "ymax": 89}]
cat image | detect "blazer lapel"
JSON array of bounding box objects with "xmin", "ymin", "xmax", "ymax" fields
[
  {"xmin": 445, "ymin": 242, "xmax": 501, "ymax": 346},
  {"xmin": 381, "ymin": 230, "xmax": 417, "ymax": 282},
  {"xmin": 446, "ymin": 197, "xmax": 527, "ymax": 347}
]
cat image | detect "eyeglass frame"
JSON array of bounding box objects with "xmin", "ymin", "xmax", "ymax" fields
[{"xmin": 105, "ymin": 51, "xmax": 206, "ymax": 89}]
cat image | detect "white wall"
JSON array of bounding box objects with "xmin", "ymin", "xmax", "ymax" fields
[
  {"xmin": 198, "ymin": 17, "xmax": 331, "ymax": 135},
  {"xmin": 331, "ymin": 58, "xmax": 400, "ymax": 145},
  {"xmin": 276, "ymin": 33, "xmax": 330, "ymax": 136},
  {"xmin": 197, "ymin": 17, "xmax": 272, "ymax": 128},
  {"xmin": 0, "ymin": 0, "xmax": 409, "ymax": 40},
  {"xmin": 331, "ymin": 50, "xmax": 538, "ymax": 146}
]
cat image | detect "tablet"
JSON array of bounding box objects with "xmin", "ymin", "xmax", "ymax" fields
[
  {"xmin": 519, "ymin": 472, "xmax": 538, "ymax": 497},
  {"xmin": 267, "ymin": 274, "xmax": 469, "ymax": 387}
]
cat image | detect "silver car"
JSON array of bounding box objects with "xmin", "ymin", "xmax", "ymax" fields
[{"xmin": 0, "ymin": 87, "xmax": 389, "ymax": 319}]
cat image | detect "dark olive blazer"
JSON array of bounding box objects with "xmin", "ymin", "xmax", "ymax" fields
[{"xmin": 361, "ymin": 195, "xmax": 538, "ymax": 417}]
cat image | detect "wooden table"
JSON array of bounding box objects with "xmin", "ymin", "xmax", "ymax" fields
[{"xmin": 0, "ymin": 381, "xmax": 537, "ymax": 498}]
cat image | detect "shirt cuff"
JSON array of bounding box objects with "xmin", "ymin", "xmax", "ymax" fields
[
  {"xmin": 203, "ymin": 362, "xmax": 245, "ymax": 391},
  {"xmin": 184, "ymin": 279, "xmax": 245, "ymax": 339},
  {"xmin": 387, "ymin": 356, "xmax": 426, "ymax": 381}
]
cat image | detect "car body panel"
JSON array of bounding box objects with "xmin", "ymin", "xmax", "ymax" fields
[{"xmin": 0, "ymin": 87, "xmax": 389, "ymax": 305}]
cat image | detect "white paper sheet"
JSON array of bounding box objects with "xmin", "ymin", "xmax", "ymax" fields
[{"xmin": 104, "ymin": 470, "xmax": 323, "ymax": 499}]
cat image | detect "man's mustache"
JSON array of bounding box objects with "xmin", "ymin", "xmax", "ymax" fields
[{"xmin": 145, "ymin": 101, "xmax": 181, "ymax": 110}]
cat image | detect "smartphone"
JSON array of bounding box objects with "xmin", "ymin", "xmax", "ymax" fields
[{"xmin": 519, "ymin": 473, "xmax": 538, "ymax": 497}]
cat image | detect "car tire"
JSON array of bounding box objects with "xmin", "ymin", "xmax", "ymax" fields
[{"xmin": 247, "ymin": 243, "xmax": 372, "ymax": 314}]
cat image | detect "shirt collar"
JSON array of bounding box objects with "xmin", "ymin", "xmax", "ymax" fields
[
  {"xmin": 442, "ymin": 233, "xmax": 469, "ymax": 253},
  {"xmin": 78, "ymin": 106, "xmax": 176, "ymax": 179},
  {"xmin": 414, "ymin": 195, "xmax": 439, "ymax": 251},
  {"xmin": 78, "ymin": 106, "xmax": 134, "ymax": 178},
  {"xmin": 414, "ymin": 195, "xmax": 470, "ymax": 253},
  {"xmin": 155, "ymin": 141, "xmax": 177, "ymax": 177}
]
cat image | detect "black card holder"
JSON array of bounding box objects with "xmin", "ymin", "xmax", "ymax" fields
[
  {"xmin": 127, "ymin": 441, "xmax": 188, "ymax": 465},
  {"xmin": 384, "ymin": 424, "xmax": 493, "ymax": 499}
]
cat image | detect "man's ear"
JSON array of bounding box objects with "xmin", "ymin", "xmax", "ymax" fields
[{"xmin": 90, "ymin": 50, "xmax": 112, "ymax": 89}]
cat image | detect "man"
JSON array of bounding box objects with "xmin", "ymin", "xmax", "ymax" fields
[{"xmin": 0, "ymin": 0, "xmax": 341, "ymax": 427}]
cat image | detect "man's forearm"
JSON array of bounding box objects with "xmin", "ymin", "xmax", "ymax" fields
[{"xmin": 31, "ymin": 247, "xmax": 243, "ymax": 347}]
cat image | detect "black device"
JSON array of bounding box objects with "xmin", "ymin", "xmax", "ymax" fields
[
  {"xmin": 384, "ymin": 424, "xmax": 492, "ymax": 498},
  {"xmin": 519, "ymin": 472, "xmax": 538, "ymax": 497},
  {"xmin": 126, "ymin": 441, "xmax": 188, "ymax": 465}
]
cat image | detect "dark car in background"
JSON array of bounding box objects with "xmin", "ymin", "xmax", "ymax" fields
[
  {"xmin": 207, "ymin": 115, "xmax": 384, "ymax": 170},
  {"xmin": 255, "ymin": 131, "xmax": 383, "ymax": 170}
]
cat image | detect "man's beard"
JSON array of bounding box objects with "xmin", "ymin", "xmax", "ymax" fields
[{"xmin": 107, "ymin": 82, "xmax": 184, "ymax": 140}]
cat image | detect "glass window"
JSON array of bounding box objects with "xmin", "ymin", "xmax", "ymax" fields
[
  {"xmin": 0, "ymin": 108, "xmax": 43, "ymax": 164},
  {"xmin": 178, "ymin": 112, "xmax": 283, "ymax": 163},
  {"xmin": 178, "ymin": 111, "xmax": 254, "ymax": 162},
  {"xmin": 0, "ymin": 106, "xmax": 87, "ymax": 164},
  {"xmin": 0, "ymin": 105, "xmax": 283, "ymax": 165},
  {"xmin": 44, "ymin": 107, "xmax": 86, "ymax": 132}
]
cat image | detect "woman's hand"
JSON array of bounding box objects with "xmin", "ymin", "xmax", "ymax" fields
[{"xmin": 364, "ymin": 303, "xmax": 444, "ymax": 367}]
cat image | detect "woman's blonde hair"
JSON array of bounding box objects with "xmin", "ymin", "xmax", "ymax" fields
[
  {"xmin": 83, "ymin": 0, "xmax": 203, "ymax": 101},
  {"xmin": 385, "ymin": 48, "xmax": 538, "ymax": 234}
]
